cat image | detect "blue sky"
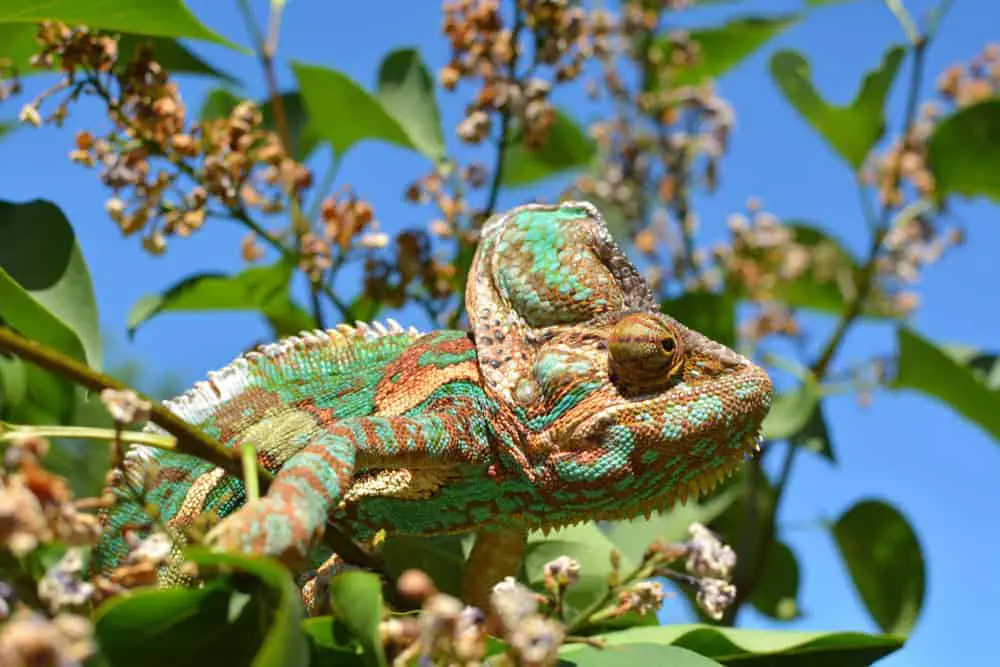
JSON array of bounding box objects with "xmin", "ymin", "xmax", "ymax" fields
[{"xmin": 3, "ymin": 0, "xmax": 999, "ymax": 664}]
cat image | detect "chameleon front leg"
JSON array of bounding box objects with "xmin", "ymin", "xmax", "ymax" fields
[{"xmin": 206, "ymin": 414, "xmax": 492, "ymax": 570}]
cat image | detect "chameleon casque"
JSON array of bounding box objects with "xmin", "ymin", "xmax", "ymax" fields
[{"xmin": 93, "ymin": 201, "xmax": 774, "ymax": 612}]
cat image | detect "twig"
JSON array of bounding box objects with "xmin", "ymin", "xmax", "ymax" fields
[
  {"xmin": 483, "ymin": 4, "xmax": 524, "ymax": 218},
  {"xmin": 0, "ymin": 326, "xmax": 252, "ymax": 481}
]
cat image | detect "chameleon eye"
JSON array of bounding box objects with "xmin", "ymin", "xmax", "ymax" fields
[{"xmin": 608, "ymin": 313, "xmax": 684, "ymax": 387}]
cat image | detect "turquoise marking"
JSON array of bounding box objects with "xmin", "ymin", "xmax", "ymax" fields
[{"xmin": 518, "ymin": 380, "xmax": 602, "ymax": 431}]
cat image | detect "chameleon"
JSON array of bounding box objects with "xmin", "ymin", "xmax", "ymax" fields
[{"xmin": 93, "ymin": 200, "xmax": 774, "ymax": 612}]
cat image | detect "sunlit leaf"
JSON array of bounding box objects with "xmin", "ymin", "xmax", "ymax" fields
[
  {"xmin": 558, "ymin": 625, "xmax": 905, "ymax": 665},
  {"xmin": 126, "ymin": 260, "xmax": 314, "ymax": 338},
  {"xmin": 649, "ymin": 15, "xmax": 799, "ymax": 88},
  {"xmin": 893, "ymin": 327, "xmax": 1000, "ymax": 443},
  {"xmin": 0, "ymin": 0, "xmax": 239, "ymax": 48},
  {"xmin": 292, "ymin": 61, "xmax": 421, "ymax": 159},
  {"xmin": 500, "ymin": 109, "xmax": 595, "ymax": 186},
  {"xmin": 561, "ymin": 643, "xmax": 723, "ymax": 666},
  {"xmin": 770, "ymin": 46, "xmax": 905, "ymax": 169},
  {"xmin": 832, "ymin": 499, "xmax": 925, "ymax": 635},
  {"xmin": 927, "ymin": 97, "xmax": 1000, "ymax": 203},
  {"xmin": 376, "ymin": 48, "xmax": 446, "ymax": 161}
]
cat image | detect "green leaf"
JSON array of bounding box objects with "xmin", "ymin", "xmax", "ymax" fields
[
  {"xmin": 0, "ymin": 0, "xmax": 239, "ymax": 48},
  {"xmin": 382, "ymin": 534, "xmax": 470, "ymax": 598},
  {"xmin": 560, "ymin": 643, "xmax": 723, "ymax": 666},
  {"xmin": 0, "ymin": 353, "xmax": 27, "ymax": 413},
  {"xmin": 893, "ymin": 327, "xmax": 1000, "ymax": 442},
  {"xmin": 662, "ymin": 290, "xmax": 736, "ymax": 349},
  {"xmin": 95, "ymin": 551, "xmax": 308, "ymax": 667},
  {"xmin": 0, "ymin": 22, "xmax": 36, "ymax": 71},
  {"xmin": 200, "ymin": 88, "xmax": 320, "ymax": 162},
  {"xmin": 0, "ymin": 200, "xmax": 102, "ymax": 368},
  {"xmin": 557, "ymin": 625, "xmax": 905, "ymax": 666},
  {"xmin": 603, "ymin": 489, "xmax": 738, "ymax": 564},
  {"xmin": 942, "ymin": 347, "xmax": 1000, "ymax": 389},
  {"xmin": 200, "ymin": 87, "xmax": 242, "ymax": 121},
  {"xmin": 328, "ymin": 571, "xmax": 388, "ymax": 667},
  {"xmin": 927, "ymin": 97, "xmax": 1000, "ymax": 203},
  {"xmin": 750, "ymin": 540, "xmax": 801, "ymax": 621},
  {"xmin": 769, "ymin": 46, "xmax": 905, "ymax": 169},
  {"xmin": 126, "ymin": 261, "xmax": 313, "ymax": 338},
  {"xmin": 347, "ymin": 294, "xmax": 383, "ymax": 323},
  {"xmin": 790, "ymin": 399, "xmax": 834, "ymax": 462},
  {"xmin": 301, "ymin": 617, "xmax": 363, "ymax": 667},
  {"xmin": 649, "ymin": 15, "xmax": 799, "ymax": 89},
  {"xmin": 0, "ymin": 23, "xmax": 234, "ymax": 80},
  {"xmin": 189, "ymin": 550, "xmax": 308, "ymax": 667},
  {"xmin": 500, "ymin": 109, "xmax": 596, "ymax": 186},
  {"xmin": 376, "ymin": 48, "xmax": 446, "ymax": 161},
  {"xmin": 525, "ymin": 523, "xmax": 651, "ymax": 630},
  {"xmin": 832, "ymin": 499, "xmax": 925, "ymax": 635},
  {"xmin": 292, "ymin": 61, "xmax": 420, "ymax": 159},
  {"xmin": 762, "ymin": 381, "xmax": 819, "ymax": 441},
  {"xmin": 117, "ymin": 34, "xmax": 236, "ymax": 81}
]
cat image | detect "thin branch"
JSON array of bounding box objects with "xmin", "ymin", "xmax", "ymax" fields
[
  {"xmin": 726, "ymin": 34, "xmax": 933, "ymax": 621},
  {"xmin": 0, "ymin": 326, "xmax": 252, "ymax": 482},
  {"xmin": 483, "ymin": 5, "xmax": 524, "ymax": 217}
]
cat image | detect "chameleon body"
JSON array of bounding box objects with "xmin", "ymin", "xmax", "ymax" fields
[{"xmin": 94, "ymin": 201, "xmax": 773, "ymax": 610}]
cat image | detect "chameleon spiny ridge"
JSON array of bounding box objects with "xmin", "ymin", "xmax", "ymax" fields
[{"xmin": 94, "ymin": 200, "xmax": 774, "ymax": 612}]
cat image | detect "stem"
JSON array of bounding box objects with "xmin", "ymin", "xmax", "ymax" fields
[
  {"xmin": 483, "ymin": 4, "xmax": 524, "ymax": 218},
  {"xmin": 0, "ymin": 423, "xmax": 175, "ymax": 450},
  {"xmin": 725, "ymin": 35, "xmax": 932, "ymax": 623},
  {"xmin": 0, "ymin": 326, "xmax": 255, "ymax": 482},
  {"xmin": 241, "ymin": 443, "xmax": 261, "ymax": 503},
  {"xmin": 565, "ymin": 563, "xmax": 655, "ymax": 634}
]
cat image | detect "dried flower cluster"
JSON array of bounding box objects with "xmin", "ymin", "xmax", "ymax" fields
[
  {"xmin": 16, "ymin": 22, "xmax": 313, "ymax": 260},
  {"xmin": 0, "ymin": 609, "xmax": 94, "ymax": 667},
  {"xmin": 644, "ymin": 522, "xmax": 738, "ymax": 621},
  {"xmin": 0, "ymin": 437, "xmax": 101, "ymax": 667},
  {"xmin": 441, "ymin": 0, "xmax": 598, "ymax": 146},
  {"xmin": 569, "ymin": 2, "xmax": 737, "ymax": 287},
  {"xmin": 0, "ymin": 437, "xmax": 101, "ymax": 559}
]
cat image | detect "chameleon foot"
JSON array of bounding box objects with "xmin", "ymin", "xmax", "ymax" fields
[{"xmin": 206, "ymin": 496, "xmax": 324, "ymax": 570}]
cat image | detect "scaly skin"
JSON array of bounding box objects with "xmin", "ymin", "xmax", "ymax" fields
[{"xmin": 94, "ymin": 201, "xmax": 773, "ymax": 611}]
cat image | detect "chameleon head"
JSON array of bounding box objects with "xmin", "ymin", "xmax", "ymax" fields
[
  {"xmin": 467, "ymin": 199, "xmax": 773, "ymax": 525},
  {"xmin": 522, "ymin": 308, "xmax": 774, "ymax": 523}
]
